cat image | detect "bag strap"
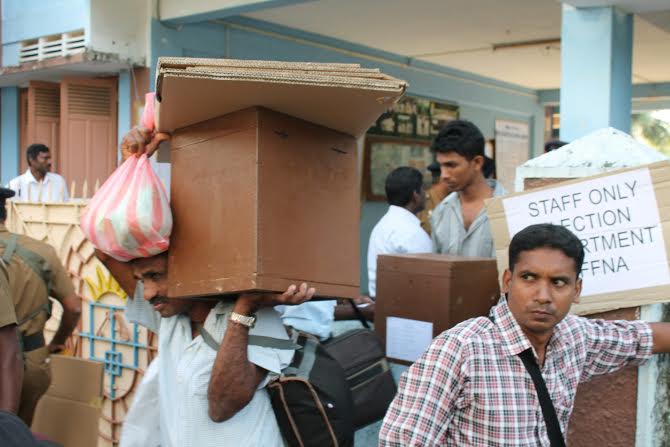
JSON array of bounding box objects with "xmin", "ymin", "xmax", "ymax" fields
[
  {"xmin": 348, "ymin": 299, "xmax": 370, "ymax": 329},
  {"xmin": 488, "ymin": 314, "xmax": 565, "ymax": 447},
  {"xmin": 517, "ymin": 349, "xmax": 566, "ymax": 447},
  {"xmin": 197, "ymin": 323, "xmax": 301, "ymax": 352}
]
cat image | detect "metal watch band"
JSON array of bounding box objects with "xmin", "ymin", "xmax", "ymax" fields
[{"xmin": 230, "ymin": 311, "xmax": 256, "ymax": 328}]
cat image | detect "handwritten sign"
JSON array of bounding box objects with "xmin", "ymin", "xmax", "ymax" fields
[{"xmin": 502, "ymin": 168, "xmax": 670, "ymax": 297}]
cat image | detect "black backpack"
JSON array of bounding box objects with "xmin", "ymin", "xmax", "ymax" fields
[{"xmin": 199, "ymin": 327, "xmax": 355, "ymax": 447}]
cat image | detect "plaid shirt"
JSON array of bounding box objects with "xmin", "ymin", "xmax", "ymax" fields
[{"xmin": 379, "ymin": 298, "xmax": 653, "ymax": 446}]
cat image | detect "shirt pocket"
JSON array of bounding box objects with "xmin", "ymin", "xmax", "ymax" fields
[{"xmin": 190, "ymin": 369, "xmax": 211, "ymax": 397}]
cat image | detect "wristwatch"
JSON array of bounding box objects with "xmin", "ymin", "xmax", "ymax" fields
[{"xmin": 230, "ymin": 312, "xmax": 256, "ymax": 328}]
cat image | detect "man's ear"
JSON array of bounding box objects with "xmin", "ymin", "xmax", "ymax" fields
[
  {"xmin": 472, "ymin": 154, "xmax": 485, "ymax": 170},
  {"xmin": 573, "ymin": 276, "xmax": 582, "ymax": 304},
  {"xmin": 502, "ymin": 269, "xmax": 512, "ymax": 294}
]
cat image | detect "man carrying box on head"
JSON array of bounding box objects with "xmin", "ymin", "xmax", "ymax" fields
[
  {"xmin": 98, "ymin": 127, "xmax": 314, "ymax": 447},
  {"xmin": 430, "ymin": 120, "xmax": 505, "ymax": 258},
  {"xmin": 380, "ymin": 223, "xmax": 670, "ymax": 446}
]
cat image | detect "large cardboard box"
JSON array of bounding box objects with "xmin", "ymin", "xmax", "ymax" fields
[
  {"xmin": 374, "ymin": 254, "xmax": 500, "ymax": 364},
  {"xmin": 486, "ymin": 161, "xmax": 670, "ymax": 314},
  {"xmin": 154, "ymin": 57, "xmax": 407, "ymax": 137},
  {"xmin": 32, "ymin": 355, "xmax": 103, "ymax": 447},
  {"xmin": 167, "ymin": 107, "xmax": 360, "ymax": 298}
]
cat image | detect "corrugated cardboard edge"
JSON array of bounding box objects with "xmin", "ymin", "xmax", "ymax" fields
[
  {"xmin": 485, "ymin": 160, "xmax": 670, "ymax": 315},
  {"xmin": 157, "ymin": 70, "xmax": 407, "ymax": 92},
  {"xmin": 157, "ymin": 57, "xmax": 362, "ymax": 70},
  {"xmin": 179, "ymin": 66, "xmax": 395, "ymax": 80}
]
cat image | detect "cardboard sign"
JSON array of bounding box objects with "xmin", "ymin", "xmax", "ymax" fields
[{"xmin": 486, "ymin": 161, "xmax": 670, "ymax": 315}]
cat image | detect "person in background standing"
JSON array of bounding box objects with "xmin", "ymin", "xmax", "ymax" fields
[
  {"xmin": 8, "ymin": 144, "xmax": 69, "ymax": 202},
  {"xmin": 367, "ymin": 167, "xmax": 433, "ymax": 299},
  {"xmin": 430, "ymin": 120, "xmax": 505, "ymax": 258}
]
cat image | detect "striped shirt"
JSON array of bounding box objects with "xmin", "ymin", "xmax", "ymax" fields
[
  {"xmin": 379, "ymin": 297, "xmax": 653, "ymax": 446},
  {"xmin": 431, "ymin": 179, "xmax": 505, "ymax": 258}
]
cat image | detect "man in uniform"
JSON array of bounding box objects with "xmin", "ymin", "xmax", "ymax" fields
[
  {"xmin": 0, "ymin": 254, "xmax": 22, "ymax": 414},
  {"xmin": 0, "ymin": 187, "xmax": 81, "ymax": 424}
]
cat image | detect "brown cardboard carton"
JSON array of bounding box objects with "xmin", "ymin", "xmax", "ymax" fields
[
  {"xmin": 486, "ymin": 161, "xmax": 670, "ymax": 315},
  {"xmin": 32, "ymin": 355, "xmax": 103, "ymax": 447},
  {"xmin": 154, "ymin": 57, "xmax": 407, "ymax": 137},
  {"xmin": 167, "ymin": 107, "xmax": 359, "ymax": 299},
  {"xmin": 374, "ymin": 254, "xmax": 500, "ymax": 364}
]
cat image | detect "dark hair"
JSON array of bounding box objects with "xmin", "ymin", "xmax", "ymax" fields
[
  {"xmin": 482, "ymin": 155, "xmax": 495, "ymax": 179},
  {"xmin": 431, "ymin": 120, "xmax": 485, "ymax": 160},
  {"xmin": 544, "ymin": 139, "xmax": 567, "ymax": 152},
  {"xmin": 509, "ymin": 224, "xmax": 584, "ymax": 275},
  {"xmin": 26, "ymin": 144, "xmax": 49, "ymax": 163},
  {"xmin": 0, "ymin": 204, "xmax": 5, "ymax": 221},
  {"xmin": 385, "ymin": 166, "xmax": 423, "ymax": 207}
]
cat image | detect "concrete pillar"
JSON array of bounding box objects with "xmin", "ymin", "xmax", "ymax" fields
[
  {"xmin": 1, "ymin": 87, "xmax": 19, "ymax": 185},
  {"xmin": 560, "ymin": 6, "xmax": 633, "ymax": 141}
]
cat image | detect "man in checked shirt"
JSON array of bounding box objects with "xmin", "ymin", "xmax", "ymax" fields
[{"xmin": 380, "ymin": 223, "xmax": 670, "ymax": 446}]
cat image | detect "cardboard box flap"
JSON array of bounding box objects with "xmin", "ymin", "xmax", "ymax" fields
[
  {"xmin": 156, "ymin": 75, "xmax": 405, "ymax": 137},
  {"xmin": 158, "ymin": 68, "xmax": 404, "ymax": 91},
  {"xmin": 46, "ymin": 355, "xmax": 103, "ymax": 403},
  {"xmin": 155, "ymin": 57, "xmax": 407, "ymax": 137},
  {"xmin": 158, "ymin": 56, "xmax": 362, "ymax": 71}
]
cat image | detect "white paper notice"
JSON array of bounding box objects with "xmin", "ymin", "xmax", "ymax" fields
[
  {"xmin": 502, "ymin": 168, "xmax": 670, "ymax": 297},
  {"xmin": 386, "ymin": 316, "xmax": 434, "ymax": 363}
]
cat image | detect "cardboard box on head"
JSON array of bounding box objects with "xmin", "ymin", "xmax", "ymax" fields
[
  {"xmin": 31, "ymin": 355, "xmax": 103, "ymax": 447},
  {"xmin": 167, "ymin": 107, "xmax": 360, "ymax": 299},
  {"xmin": 374, "ymin": 254, "xmax": 500, "ymax": 365},
  {"xmin": 156, "ymin": 58, "xmax": 407, "ymax": 299}
]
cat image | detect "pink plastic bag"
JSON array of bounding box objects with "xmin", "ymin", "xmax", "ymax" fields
[{"xmin": 80, "ymin": 154, "xmax": 172, "ymax": 261}]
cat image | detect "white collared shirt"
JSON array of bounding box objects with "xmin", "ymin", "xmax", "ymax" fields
[
  {"xmin": 367, "ymin": 205, "xmax": 433, "ymax": 297},
  {"xmin": 7, "ymin": 169, "xmax": 69, "ymax": 202},
  {"xmin": 125, "ymin": 289, "xmax": 294, "ymax": 447}
]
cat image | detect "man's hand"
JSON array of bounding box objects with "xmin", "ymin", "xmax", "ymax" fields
[
  {"xmin": 120, "ymin": 126, "xmax": 170, "ymax": 162},
  {"xmin": 47, "ymin": 342, "xmax": 66, "ymax": 354},
  {"xmin": 234, "ymin": 283, "xmax": 316, "ymax": 316}
]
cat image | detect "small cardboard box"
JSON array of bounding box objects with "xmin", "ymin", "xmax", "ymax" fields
[
  {"xmin": 32, "ymin": 355, "xmax": 103, "ymax": 447},
  {"xmin": 374, "ymin": 254, "xmax": 500, "ymax": 364},
  {"xmin": 167, "ymin": 107, "xmax": 360, "ymax": 298}
]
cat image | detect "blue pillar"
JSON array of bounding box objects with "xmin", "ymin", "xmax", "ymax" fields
[
  {"xmin": 560, "ymin": 6, "xmax": 633, "ymax": 141},
  {"xmin": 118, "ymin": 70, "xmax": 132, "ymax": 162},
  {"xmin": 1, "ymin": 87, "xmax": 19, "ymax": 185}
]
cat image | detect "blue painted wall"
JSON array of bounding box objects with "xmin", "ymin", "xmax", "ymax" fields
[
  {"xmin": 151, "ymin": 16, "xmax": 544, "ymax": 293},
  {"xmin": 2, "ymin": 0, "xmax": 88, "ymax": 66},
  {"xmin": 1, "ymin": 87, "xmax": 19, "ymax": 185}
]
